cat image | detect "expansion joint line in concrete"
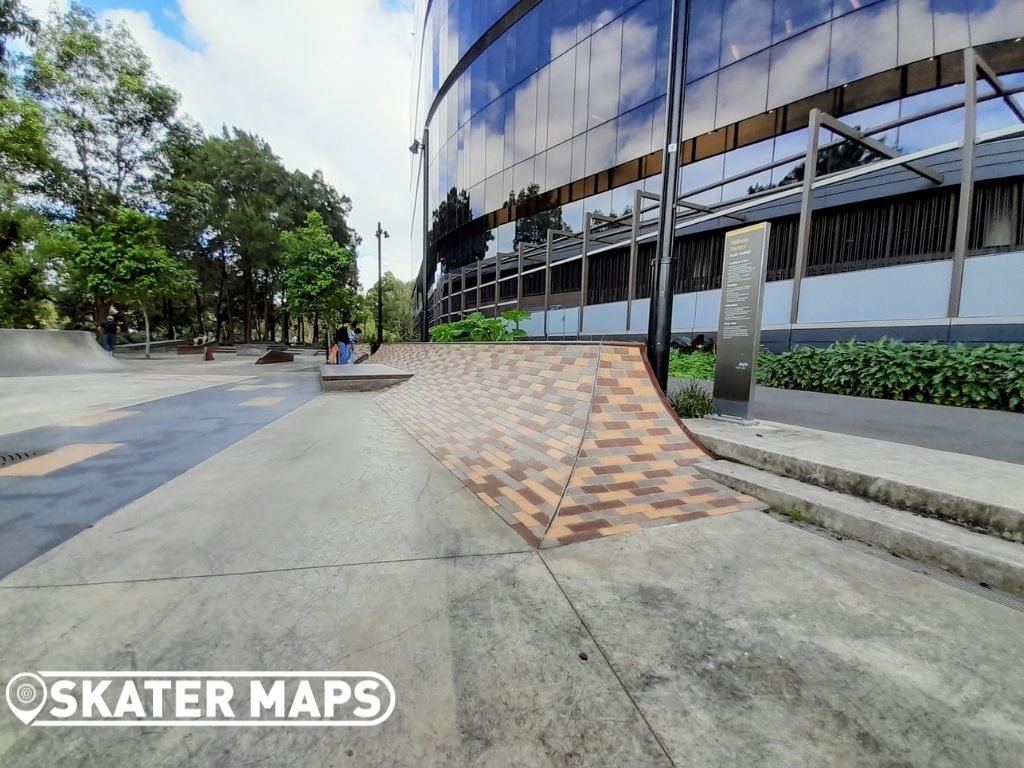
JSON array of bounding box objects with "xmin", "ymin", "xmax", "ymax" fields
[
  {"xmin": 539, "ymin": 341, "xmax": 605, "ymax": 545},
  {"xmin": 0, "ymin": 549, "xmax": 534, "ymax": 590},
  {"xmin": 536, "ymin": 551, "xmax": 678, "ymax": 768}
]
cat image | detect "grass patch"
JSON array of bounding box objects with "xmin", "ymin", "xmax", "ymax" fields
[
  {"xmin": 668, "ymin": 349, "xmax": 715, "ymax": 380},
  {"xmin": 667, "ymin": 381, "xmax": 714, "ymax": 419}
]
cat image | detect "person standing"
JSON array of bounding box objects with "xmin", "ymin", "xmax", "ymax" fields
[
  {"xmin": 348, "ymin": 325, "xmax": 361, "ymax": 364},
  {"xmin": 100, "ymin": 315, "xmax": 118, "ymax": 355},
  {"xmin": 337, "ymin": 325, "xmax": 352, "ymax": 365}
]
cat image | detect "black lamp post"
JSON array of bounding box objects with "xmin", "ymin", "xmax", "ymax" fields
[
  {"xmin": 410, "ymin": 131, "xmax": 429, "ymax": 341},
  {"xmin": 647, "ymin": 0, "xmax": 690, "ymax": 391},
  {"xmin": 375, "ymin": 221, "xmax": 389, "ymax": 352}
]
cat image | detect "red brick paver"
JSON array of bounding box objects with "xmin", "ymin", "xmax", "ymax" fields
[{"xmin": 371, "ymin": 343, "xmax": 763, "ymax": 547}]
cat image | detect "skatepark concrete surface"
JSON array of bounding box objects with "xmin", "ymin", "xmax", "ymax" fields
[
  {"xmin": 0, "ymin": 329, "xmax": 124, "ymax": 376},
  {"xmin": 1, "ymin": 344, "xmax": 1022, "ymax": 766}
]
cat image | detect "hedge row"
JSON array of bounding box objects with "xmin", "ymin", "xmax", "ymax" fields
[{"xmin": 757, "ymin": 340, "xmax": 1024, "ymax": 412}]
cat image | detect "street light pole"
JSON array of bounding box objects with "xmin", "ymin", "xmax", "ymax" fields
[
  {"xmin": 375, "ymin": 222, "xmax": 389, "ymax": 352},
  {"xmin": 647, "ymin": 0, "xmax": 690, "ymax": 391}
]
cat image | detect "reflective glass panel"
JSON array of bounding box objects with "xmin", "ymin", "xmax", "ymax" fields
[
  {"xmin": 716, "ymin": 50, "xmax": 770, "ymax": 126},
  {"xmin": 573, "ymin": 36, "xmax": 593, "ymax": 137},
  {"xmin": 547, "ymin": 0, "xmax": 581, "ymax": 59},
  {"xmin": 548, "ymin": 50, "xmax": 576, "ymax": 147},
  {"xmin": 932, "ymin": 0, "xmax": 971, "ymax": 55},
  {"xmin": 616, "ymin": 100, "xmax": 657, "ymax": 163},
  {"xmin": 572, "ymin": 132, "xmax": 589, "ymax": 180},
  {"xmin": 485, "ymin": 99, "xmax": 504, "ymax": 177},
  {"xmin": 772, "ymin": 0, "xmax": 831, "ymax": 43},
  {"xmin": 832, "ymin": 0, "xmax": 884, "ymax": 17},
  {"xmin": 588, "ymin": 18, "xmax": 624, "ymax": 128},
  {"xmin": 767, "ymin": 23, "xmax": 830, "ymax": 109},
  {"xmin": 619, "ymin": 0, "xmax": 660, "ymax": 112},
  {"xmin": 686, "ymin": 0, "xmax": 723, "ymax": 81},
  {"xmin": 896, "ymin": 107, "xmax": 964, "ymax": 151},
  {"xmin": 546, "ymin": 140, "xmax": 573, "ymax": 189},
  {"xmin": 681, "ymin": 73, "xmax": 718, "ymax": 139},
  {"xmin": 514, "ymin": 78, "xmax": 538, "ymax": 164},
  {"xmin": 828, "ymin": 0, "xmax": 898, "ymax": 89},
  {"xmin": 723, "ymin": 138, "xmax": 774, "ymax": 178},
  {"xmin": 897, "ymin": 0, "xmax": 934, "ymax": 65},
  {"xmin": 720, "ymin": 0, "xmax": 772, "ymax": 65},
  {"xmin": 586, "ymin": 119, "xmax": 618, "ymax": 176},
  {"xmin": 970, "ymin": 0, "xmax": 1024, "ymax": 46}
]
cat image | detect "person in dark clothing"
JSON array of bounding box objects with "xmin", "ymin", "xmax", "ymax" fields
[
  {"xmin": 100, "ymin": 316, "xmax": 118, "ymax": 354},
  {"xmin": 337, "ymin": 325, "xmax": 352, "ymax": 364}
]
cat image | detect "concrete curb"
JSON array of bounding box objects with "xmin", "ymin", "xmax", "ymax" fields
[
  {"xmin": 698, "ymin": 460, "xmax": 1024, "ymax": 596},
  {"xmin": 687, "ymin": 421, "xmax": 1024, "ymax": 542}
]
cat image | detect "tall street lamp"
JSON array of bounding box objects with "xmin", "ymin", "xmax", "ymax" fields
[
  {"xmin": 647, "ymin": 0, "xmax": 690, "ymax": 391},
  {"xmin": 375, "ymin": 222, "xmax": 389, "ymax": 352},
  {"xmin": 410, "ymin": 131, "xmax": 429, "ymax": 341}
]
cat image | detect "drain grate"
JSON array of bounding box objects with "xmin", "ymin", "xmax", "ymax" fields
[{"xmin": 0, "ymin": 450, "xmax": 40, "ymax": 468}]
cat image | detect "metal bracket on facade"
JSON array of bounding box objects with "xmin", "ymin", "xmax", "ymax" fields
[
  {"xmin": 790, "ymin": 105, "xmax": 946, "ymax": 323},
  {"xmin": 675, "ymin": 196, "xmax": 747, "ymax": 222},
  {"xmin": 949, "ymin": 47, "xmax": 1024, "ymax": 318},
  {"xmin": 818, "ymin": 112, "xmax": 944, "ymax": 184}
]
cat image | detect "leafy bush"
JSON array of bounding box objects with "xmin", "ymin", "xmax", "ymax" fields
[
  {"xmin": 668, "ymin": 382, "xmax": 714, "ymax": 418},
  {"xmin": 430, "ymin": 310, "xmax": 531, "ymax": 342},
  {"xmin": 758, "ymin": 340, "xmax": 1024, "ymax": 412},
  {"xmin": 668, "ymin": 349, "xmax": 716, "ymax": 380}
]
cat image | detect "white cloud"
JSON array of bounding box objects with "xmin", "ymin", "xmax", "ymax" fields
[{"xmin": 97, "ymin": 0, "xmax": 416, "ymax": 283}]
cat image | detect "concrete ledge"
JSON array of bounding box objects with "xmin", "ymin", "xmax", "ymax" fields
[
  {"xmin": 687, "ymin": 418, "xmax": 1024, "ymax": 542},
  {"xmin": 699, "ymin": 460, "xmax": 1024, "ymax": 596},
  {"xmin": 319, "ymin": 364, "xmax": 412, "ymax": 392}
]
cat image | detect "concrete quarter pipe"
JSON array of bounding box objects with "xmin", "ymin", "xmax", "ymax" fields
[
  {"xmin": 0, "ymin": 329, "xmax": 125, "ymax": 377},
  {"xmin": 370, "ymin": 342, "xmax": 763, "ymax": 548}
]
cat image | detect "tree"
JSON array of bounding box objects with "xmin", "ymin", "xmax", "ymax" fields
[
  {"xmin": 508, "ymin": 183, "xmax": 570, "ymax": 248},
  {"xmin": 24, "ymin": 3, "xmax": 179, "ymax": 222},
  {"xmin": 68, "ymin": 207, "xmax": 197, "ymax": 357},
  {"xmin": 365, "ymin": 272, "xmax": 416, "ymax": 342},
  {"xmin": 281, "ymin": 211, "xmax": 356, "ymax": 345},
  {"xmin": 0, "ymin": 1, "xmax": 55, "ymax": 328}
]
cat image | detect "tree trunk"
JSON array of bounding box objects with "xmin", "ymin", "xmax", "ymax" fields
[
  {"xmin": 141, "ymin": 302, "xmax": 151, "ymax": 360},
  {"xmin": 242, "ymin": 261, "xmax": 253, "ymax": 342},
  {"xmin": 195, "ymin": 288, "xmax": 204, "ymax": 334}
]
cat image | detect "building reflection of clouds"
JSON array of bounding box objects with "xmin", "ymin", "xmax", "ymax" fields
[{"xmin": 418, "ymin": 0, "xmax": 1024, "ymax": 270}]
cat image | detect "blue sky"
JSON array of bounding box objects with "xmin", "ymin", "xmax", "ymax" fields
[
  {"xmin": 48, "ymin": 0, "xmax": 420, "ymax": 281},
  {"xmin": 82, "ymin": 0, "xmax": 188, "ymax": 41}
]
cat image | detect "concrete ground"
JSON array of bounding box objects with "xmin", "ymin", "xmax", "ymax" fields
[
  {"xmin": 1, "ymin": 359, "xmax": 1022, "ymax": 766},
  {"xmin": 669, "ymin": 377, "xmax": 1024, "ymax": 465}
]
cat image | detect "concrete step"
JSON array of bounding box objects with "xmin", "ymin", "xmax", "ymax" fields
[
  {"xmin": 686, "ymin": 418, "xmax": 1024, "ymax": 542},
  {"xmin": 319, "ymin": 364, "xmax": 412, "ymax": 392},
  {"xmin": 698, "ymin": 459, "xmax": 1024, "ymax": 596}
]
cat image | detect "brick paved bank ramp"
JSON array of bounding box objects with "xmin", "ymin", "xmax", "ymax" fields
[
  {"xmin": 370, "ymin": 342, "xmax": 762, "ymax": 547},
  {"xmin": 0, "ymin": 328, "xmax": 124, "ymax": 376}
]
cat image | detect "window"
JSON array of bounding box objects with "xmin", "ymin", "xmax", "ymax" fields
[
  {"xmin": 828, "ymin": 0, "xmax": 897, "ymax": 89},
  {"xmin": 767, "ymin": 23, "xmax": 830, "ymax": 110}
]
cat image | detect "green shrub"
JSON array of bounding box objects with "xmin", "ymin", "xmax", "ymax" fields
[
  {"xmin": 668, "ymin": 381, "xmax": 714, "ymax": 419},
  {"xmin": 758, "ymin": 340, "xmax": 1024, "ymax": 412},
  {"xmin": 430, "ymin": 310, "xmax": 531, "ymax": 342},
  {"xmin": 668, "ymin": 349, "xmax": 716, "ymax": 380}
]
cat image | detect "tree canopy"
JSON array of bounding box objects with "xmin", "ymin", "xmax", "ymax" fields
[{"xmin": 0, "ymin": 0, "xmax": 371, "ymax": 346}]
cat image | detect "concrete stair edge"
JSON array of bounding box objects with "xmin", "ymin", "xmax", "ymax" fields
[
  {"xmin": 690, "ymin": 428, "xmax": 1023, "ymax": 542},
  {"xmin": 698, "ymin": 459, "xmax": 1024, "ymax": 597}
]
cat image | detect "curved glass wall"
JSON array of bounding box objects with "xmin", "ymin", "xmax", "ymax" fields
[{"xmin": 413, "ymin": 0, "xmax": 1024, "ymax": 280}]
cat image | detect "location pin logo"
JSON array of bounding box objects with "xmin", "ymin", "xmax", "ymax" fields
[{"xmin": 5, "ymin": 673, "xmax": 47, "ymax": 725}]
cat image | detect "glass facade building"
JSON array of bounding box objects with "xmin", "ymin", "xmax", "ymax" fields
[{"xmin": 410, "ymin": 0, "xmax": 1024, "ymax": 344}]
